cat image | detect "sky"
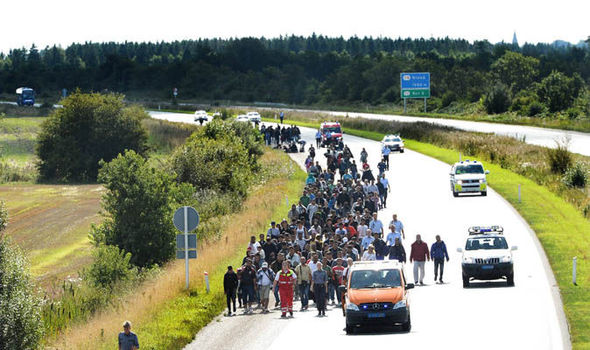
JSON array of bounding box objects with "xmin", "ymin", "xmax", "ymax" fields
[{"xmin": 1, "ymin": 0, "xmax": 589, "ymax": 53}]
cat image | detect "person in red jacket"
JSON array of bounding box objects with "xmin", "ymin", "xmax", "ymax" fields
[
  {"xmin": 409, "ymin": 234, "xmax": 430, "ymax": 285},
  {"xmin": 273, "ymin": 261, "xmax": 298, "ymax": 318}
]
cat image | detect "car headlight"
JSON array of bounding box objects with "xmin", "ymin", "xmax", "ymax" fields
[
  {"xmin": 346, "ymin": 302, "xmax": 359, "ymax": 311},
  {"xmin": 463, "ymin": 256, "xmax": 474, "ymax": 263},
  {"xmin": 457, "ymin": 180, "xmax": 463, "ymax": 185},
  {"xmin": 479, "ymin": 179, "xmax": 486, "ymax": 183},
  {"xmin": 500, "ymin": 255, "xmax": 512, "ymax": 263},
  {"xmin": 393, "ymin": 300, "xmax": 406, "ymax": 310}
]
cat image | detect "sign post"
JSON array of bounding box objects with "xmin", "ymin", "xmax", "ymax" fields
[
  {"xmin": 174, "ymin": 206, "xmax": 199, "ymax": 290},
  {"xmin": 400, "ymin": 72, "xmax": 431, "ymax": 114}
]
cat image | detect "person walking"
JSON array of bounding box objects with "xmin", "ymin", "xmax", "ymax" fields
[
  {"xmin": 409, "ymin": 234, "xmax": 430, "ymax": 285},
  {"xmin": 315, "ymin": 129, "xmax": 322, "ymax": 148},
  {"xmin": 118, "ymin": 321, "xmax": 139, "ymax": 350},
  {"xmin": 257, "ymin": 262, "xmax": 275, "ymax": 313},
  {"xmin": 362, "ymin": 245, "xmax": 377, "ymax": 261},
  {"xmin": 295, "ymin": 258, "xmax": 312, "ymax": 311},
  {"xmin": 273, "ymin": 261, "xmax": 297, "ymax": 318},
  {"xmin": 388, "ymin": 238, "xmax": 406, "ymax": 263},
  {"xmin": 430, "ymin": 235, "xmax": 450, "ymax": 283},
  {"xmin": 379, "ymin": 174, "xmax": 390, "ymax": 208},
  {"xmin": 369, "ymin": 213, "xmax": 384, "ymax": 238},
  {"xmin": 389, "ymin": 214, "xmax": 405, "ymax": 241},
  {"xmin": 240, "ymin": 259, "xmax": 258, "ymax": 314},
  {"xmin": 382, "ymin": 144, "xmax": 391, "ymax": 170},
  {"xmin": 270, "ymin": 253, "xmax": 285, "ymax": 307},
  {"xmin": 311, "ymin": 262, "xmax": 329, "ymax": 317},
  {"xmin": 223, "ymin": 266, "xmax": 238, "ymax": 316},
  {"xmin": 280, "ymin": 111, "xmax": 284, "ymax": 124}
]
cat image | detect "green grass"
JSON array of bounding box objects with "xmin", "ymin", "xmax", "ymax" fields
[{"xmin": 264, "ymin": 115, "xmax": 589, "ymax": 349}]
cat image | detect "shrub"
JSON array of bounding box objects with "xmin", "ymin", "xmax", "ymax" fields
[
  {"xmin": 36, "ymin": 92, "xmax": 148, "ymax": 182},
  {"xmin": 565, "ymin": 107, "xmax": 581, "ymax": 120},
  {"xmin": 200, "ymin": 119, "xmax": 264, "ymax": 168},
  {"xmin": 483, "ymin": 83, "xmax": 511, "ymax": 114},
  {"xmin": 441, "ymin": 91, "xmax": 458, "ymax": 108},
  {"xmin": 0, "ymin": 238, "xmax": 44, "ymax": 349},
  {"xmin": 562, "ymin": 162, "xmax": 588, "ymax": 188},
  {"xmin": 546, "ymin": 139, "xmax": 572, "ymax": 174},
  {"xmin": 537, "ymin": 71, "xmax": 582, "ymax": 112},
  {"xmin": 97, "ymin": 150, "xmax": 188, "ymax": 267},
  {"xmin": 527, "ymin": 101, "xmax": 545, "ymax": 117},
  {"xmin": 84, "ymin": 244, "xmax": 136, "ymax": 289}
]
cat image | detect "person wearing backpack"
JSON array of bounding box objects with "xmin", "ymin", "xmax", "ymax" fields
[
  {"xmin": 257, "ymin": 262, "xmax": 275, "ymax": 313},
  {"xmin": 295, "ymin": 259, "xmax": 312, "ymax": 311}
]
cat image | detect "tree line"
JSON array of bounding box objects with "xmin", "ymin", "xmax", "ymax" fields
[{"xmin": 1, "ymin": 35, "xmax": 589, "ymax": 115}]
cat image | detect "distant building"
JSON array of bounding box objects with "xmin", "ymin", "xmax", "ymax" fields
[{"xmin": 512, "ymin": 32, "xmax": 519, "ymax": 47}]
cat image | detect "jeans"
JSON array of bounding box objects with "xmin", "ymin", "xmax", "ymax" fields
[
  {"xmin": 242, "ymin": 284, "xmax": 256, "ymax": 304},
  {"xmin": 328, "ymin": 282, "xmax": 335, "ymax": 302},
  {"xmin": 226, "ymin": 288, "xmax": 236, "ymax": 313},
  {"xmin": 273, "ymin": 284, "xmax": 280, "ymax": 304},
  {"xmin": 413, "ymin": 261, "xmax": 426, "ymax": 283},
  {"xmin": 434, "ymin": 258, "xmax": 445, "ymax": 281},
  {"xmin": 314, "ymin": 284, "xmax": 327, "ymax": 311},
  {"xmin": 299, "ymin": 281, "xmax": 310, "ymax": 307}
]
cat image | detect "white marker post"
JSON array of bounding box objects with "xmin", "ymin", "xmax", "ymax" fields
[
  {"xmin": 205, "ymin": 271, "xmax": 210, "ymax": 293},
  {"xmin": 518, "ymin": 184, "xmax": 522, "ymax": 203},
  {"xmin": 573, "ymin": 257, "xmax": 577, "ymax": 285},
  {"xmin": 184, "ymin": 206, "xmax": 189, "ymax": 290}
]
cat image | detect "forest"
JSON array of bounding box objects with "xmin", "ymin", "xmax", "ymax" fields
[{"xmin": 1, "ymin": 35, "xmax": 589, "ymax": 116}]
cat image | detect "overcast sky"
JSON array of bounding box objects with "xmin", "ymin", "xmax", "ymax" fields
[{"xmin": 1, "ymin": 0, "xmax": 588, "ymax": 53}]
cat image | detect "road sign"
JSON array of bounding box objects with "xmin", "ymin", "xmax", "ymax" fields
[
  {"xmin": 402, "ymin": 89, "xmax": 431, "ymax": 98},
  {"xmin": 177, "ymin": 234, "xmax": 197, "ymax": 249},
  {"xmin": 173, "ymin": 206, "xmax": 199, "ymax": 232},
  {"xmin": 174, "ymin": 206, "xmax": 199, "ymax": 290},
  {"xmin": 176, "ymin": 250, "xmax": 197, "ymax": 259}
]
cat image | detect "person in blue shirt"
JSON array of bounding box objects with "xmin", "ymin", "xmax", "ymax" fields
[
  {"xmin": 361, "ymin": 231, "xmax": 375, "ymax": 252},
  {"xmin": 382, "ymin": 145, "xmax": 391, "ymax": 170},
  {"xmin": 430, "ymin": 235, "xmax": 450, "ymax": 283},
  {"xmin": 119, "ymin": 321, "xmax": 139, "ymax": 350},
  {"xmin": 315, "ymin": 130, "xmax": 322, "ymax": 148}
]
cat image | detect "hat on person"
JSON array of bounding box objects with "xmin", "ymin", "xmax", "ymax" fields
[{"xmin": 262, "ymin": 262, "xmax": 268, "ymax": 268}]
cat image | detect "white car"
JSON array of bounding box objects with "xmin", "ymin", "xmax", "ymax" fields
[
  {"xmin": 457, "ymin": 226, "xmax": 517, "ymax": 287},
  {"xmin": 381, "ymin": 135, "xmax": 404, "ymax": 153},
  {"xmin": 246, "ymin": 111, "xmax": 261, "ymax": 123},
  {"xmin": 194, "ymin": 110, "xmax": 210, "ymax": 123},
  {"xmin": 449, "ymin": 160, "xmax": 489, "ymax": 197},
  {"xmin": 235, "ymin": 114, "xmax": 250, "ymax": 122}
]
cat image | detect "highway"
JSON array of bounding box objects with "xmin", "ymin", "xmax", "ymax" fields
[
  {"xmin": 148, "ymin": 112, "xmax": 570, "ymax": 350},
  {"xmin": 236, "ymin": 106, "xmax": 590, "ymax": 156}
]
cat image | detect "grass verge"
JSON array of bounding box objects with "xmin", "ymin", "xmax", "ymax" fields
[
  {"xmin": 262, "ymin": 116, "xmax": 588, "ymax": 349},
  {"xmin": 51, "ymin": 149, "xmax": 306, "ymax": 349}
]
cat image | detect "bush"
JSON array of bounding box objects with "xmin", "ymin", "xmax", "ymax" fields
[
  {"xmin": 200, "ymin": 120, "xmax": 264, "ymax": 168},
  {"xmin": 565, "ymin": 107, "xmax": 581, "ymax": 120},
  {"xmin": 36, "ymin": 92, "xmax": 148, "ymax": 182},
  {"xmin": 0, "ymin": 238, "xmax": 44, "ymax": 349},
  {"xmin": 483, "ymin": 83, "xmax": 511, "ymax": 114},
  {"xmin": 562, "ymin": 162, "xmax": 588, "ymax": 188},
  {"xmin": 547, "ymin": 140, "xmax": 572, "ymax": 174},
  {"xmin": 97, "ymin": 150, "xmax": 188, "ymax": 267},
  {"xmin": 527, "ymin": 101, "xmax": 545, "ymax": 117},
  {"xmin": 84, "ymin": 244, "xmax": 136, "ymax": 289},
  {"xmin": 441, "ymin": 91, "xmax": 458, "ymax": 108},
  {"xmin": 537, "ymin": 71, "xmax": 582, "ymax": 112}
]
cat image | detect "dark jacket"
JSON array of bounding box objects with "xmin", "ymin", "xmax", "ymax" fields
[
  {"xmin": 373, "ymin": 238, "xmax": 388, "ymax": 257},
  {"xmin": 388, "ymin": 244, "xmax": 406, "ymax": 263},
  {"xmin": 224, "ymin": 271, "xmax": 238, "ymax": 293},
  {"xmin": 430, "ymin": 241, "xmax": 449, "ymax": 260},
  {"xmin": 410, "ymin": 241, "xmax": 430, "ymax": 262}
]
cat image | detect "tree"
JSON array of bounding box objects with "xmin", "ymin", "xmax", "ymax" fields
[
  {"xmin": 0, "ymin": 212, "xmax": 44, "ymax": 349},
  {"xmin": 96, "ymin": 150, "xmax": 188, "ymax": 267},
  {"xmin": 84, "ymin": 244, "xmax": 136, "ymax": 289},
  {"xmin": 537, "ymin": 71, "xmax": 583, "ymax": 112},
  {"xmin": 483, "ymin": 82, "xmax": 512, "ymax": 114},
  {"xmin": 492, "ymin": 51, "xmax": 539, "ymax": 92},
  {"xmin": 36, "ymin": 92, "xmax": 148, "ymax": 182}
]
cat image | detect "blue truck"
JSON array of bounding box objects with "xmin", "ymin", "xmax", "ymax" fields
[{"xmin": 16, "ymin": 87, "xmax": 35, "ymax": 106}]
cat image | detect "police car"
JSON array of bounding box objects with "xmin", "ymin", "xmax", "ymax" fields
[
  {"xmin": 381, "ymin": 134, "xmax": 405, "ymax": 153},
  {"xmin": 457, "ymin": 226, "xmax": 517, "ymax": 288},
  {"xmin": 449, "ymin": 160, "xmax": 489, "ymax": 197}
]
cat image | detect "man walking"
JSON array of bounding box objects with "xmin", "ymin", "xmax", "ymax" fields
[
  {"xmin": 389, "ymin": 214, "xmax": 405, "ymax": 241},
  {"xmin": 369, "ymin": 213, "xmax": 384, "ymax": 238},
  {"xmin": 223, "ymin": 266, "xmax": 238, "ymax": 316},
  {"xmin": 295, "ymin": 258, "xmax": 312, "ymax": 311},
  {"xmin": 240, "ymin": 259, "xmax": 258, "ymax": 314},
  {"xmin": 118, "ymin": 321, "xmax": 139, "ymax": 350},
  {"xmin": 312, "ymin": 262, "xmax": 329, "ymax": 317},
  {"xmin": 431, "ymin": 235, "xmax": 450, "ymax": 283},
  {"xmin": 315, "ymin": 129, "xmax": 322, "ymax": 148},
  {"xmin": 382, "ymin": 144, "xmax": 391, "ymax": 170},
  {"xmin": 280, "ymin": 111, "xmax": 284, "ymax": 124},
  {"xmin": 273, "ymin": 261, "xmax": 297, "ymax": 318},
  {"xmin": 409, "ymin": 234, "xmax": 430, "ymax": 285},
  {"xmin": 257, "ymin": 262, "xmax": 275, "ymax": 313}
]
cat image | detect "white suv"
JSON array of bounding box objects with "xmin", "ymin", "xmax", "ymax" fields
[
  {"xmin": 457, "ymin": 226, "xmax": 517, "ymax": 288},
  {"xmin": 246, "ymin": 111, "xmax": 261, "ymax": 123},
  {"xmin": 449, "ymin": 160, "xmax": 489, "ymax": 197}
]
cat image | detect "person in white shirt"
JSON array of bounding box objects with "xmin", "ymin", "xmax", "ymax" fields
[
  {"xmin": 357, "ymin": 219, "xmax": 368, "ymax": 238},
  {"xmin": 362, "ymin": 245, "xmax": 377, "ymax": 261},
  {"xmin": 248, "ymin": 236, "xmax": 261, "ymax": 257},
  {"xmin": 307, "ymin": 200, "xmax": 318, "ymax": 222},
  {"xmin": 308, "ymin": 253, "xmax": 320, "ymax": 273},
  {"xmin": 389, "ymin": 214, "xmax": 405, "ymax": 240},
  {"xmin": 257, "ymin": 262, "xmax": 275, "ymax": 313}
]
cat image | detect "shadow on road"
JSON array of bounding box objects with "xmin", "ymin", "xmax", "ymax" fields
[
  {"xmin": 347, "ymin": 325, "xmax": 409, "ymax": 336},
  {"xmin": 466, "ymin": 280, "xmax": 510, "ymax": 289}
]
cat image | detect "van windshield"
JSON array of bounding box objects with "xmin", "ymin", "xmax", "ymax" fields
[
  {"xmin": 350, "ymin": 269, "xmax": 401, "ymax": 289},
  {"xmin": 465, "ymin": 236, "xmax": 508, "ymax": 250},
  {"xmin": 455, "ymin": 164, "xmax": 484, "ymax": 174},
  {"xmin": 322, "ymin": 126, "xmax": 341, "ymax": 134}
]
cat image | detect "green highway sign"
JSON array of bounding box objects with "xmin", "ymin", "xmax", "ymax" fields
[{"xmin": 401, "ymin": 89, "xmax": 430, "ymax": 98}]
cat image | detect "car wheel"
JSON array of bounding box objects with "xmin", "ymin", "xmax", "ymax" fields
[
  {"xmin": 453, "ymin": 191, "xmax": 459, "ymax": 197},
  {"xmin": 481, "ymin": 191, "xmax": 487, "ymax": 196},
  {"xmin": 345, "ymin": 323, "xmax": 354, "ymax": 335},
  {"xmin": 462, "ymin": 274, "xmax": 470, "ymax": 288},
  {"xmin": 507, "ymin": 273, "xmax": 515, "ymax": 286},
  {"xmin": 400, "ymin": 149, "xmax": 405, "ymax": 153},
  {"xmin": 401, "ymin": 314, "xmax": 411, "ymax": 332}
]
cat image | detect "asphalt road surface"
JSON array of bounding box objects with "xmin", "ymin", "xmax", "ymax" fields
[
  {"xmin": 235, "ymin": 106, "xmax": 590, "ymax": 156},
  {"xmin": 150, "ymin": 113, "xmax": 569, "ymax": 349}
]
